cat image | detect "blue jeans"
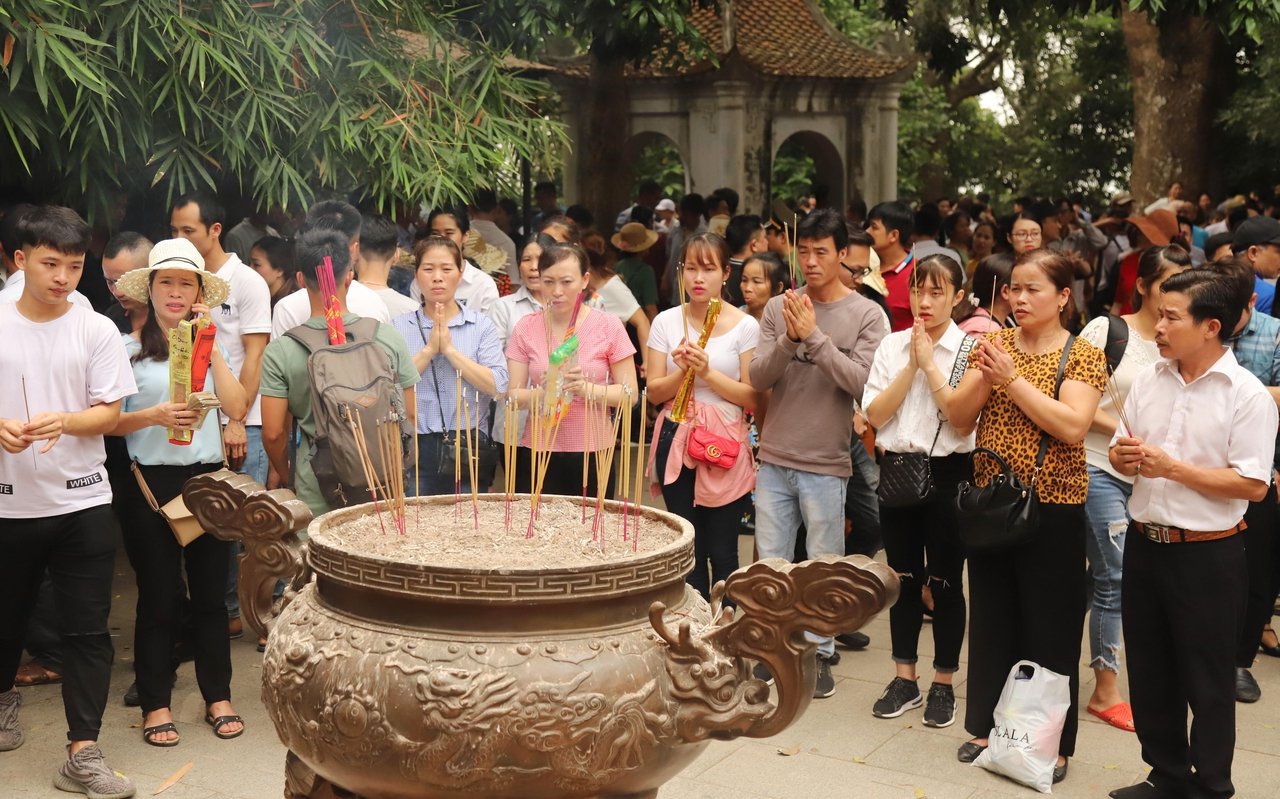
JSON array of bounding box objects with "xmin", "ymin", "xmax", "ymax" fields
[
  {"xmin": 1084, "ymin": 465, "xmax": 1130, "ymax": 672},
  {"xmin": 754, "ymin": 462, "xmax": 847, "ymax": 657},
  {"xmin": 226, "ymin": 425, "xmax": 267, "ymax": 619}
]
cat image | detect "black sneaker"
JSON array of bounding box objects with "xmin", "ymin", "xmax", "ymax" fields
[
  {"xmin": 872, "ymin": 676, "xmax": 922, "ymax": 718},
  {"xmin": 752, "ymin": 661, "xmax": 774, "ymax": 684},
  {"xmin": 922, "ymin": 682, "xmax": 956, "ymax": 728},
  {"xmin": 835, "ymin": 631, "xmax": 870, "ymax": 650},
  {"xmin": 813, "ymin": 654, "xmax": 836, "ymax": 699}
]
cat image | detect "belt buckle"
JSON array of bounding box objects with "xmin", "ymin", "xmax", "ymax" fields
[{"xmin": 1147, "ymin": 523, "xmax": 1172, "ymax": 544}]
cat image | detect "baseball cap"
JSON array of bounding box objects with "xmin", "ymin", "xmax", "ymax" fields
[
  {"xmin": 655, "ymin": 199, "xmax": 676, "ymax": 212},
  {"xmin": 1232, "ymin": 215, "xmax": 1280, "ymax": 253}
]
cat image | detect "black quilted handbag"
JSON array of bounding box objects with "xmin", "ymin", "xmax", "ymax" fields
[
  {"xmin": 876, "ymin": 336, "xmax": 976, "ymax": 509},
  {"xmin": 954, "ymin": 335, "xmax": 1073, "ymax": 551}
]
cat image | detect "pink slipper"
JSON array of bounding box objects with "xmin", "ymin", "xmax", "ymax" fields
[{"xmin": 1088, "ymin": 702, "xmax": 1135, "ymax": 732}]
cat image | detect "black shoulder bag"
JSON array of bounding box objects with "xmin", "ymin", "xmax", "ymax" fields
[
  {"xmin": 877, "ymin": 335, "xmax": 977, "ymax": 508},
  {"xmin": 954, "ymin": 334, "xmax": 1074, "ymax": 551}
]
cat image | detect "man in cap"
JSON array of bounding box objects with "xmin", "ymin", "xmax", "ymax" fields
[
  {"xmin": 654, "ymin": 198, "xmax": 677, "ymax": 234},
  {"xmin": 1232, "ymin": 215, "xmax": 1280, "ymax": 317}
]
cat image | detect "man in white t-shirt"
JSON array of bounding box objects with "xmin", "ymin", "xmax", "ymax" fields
[
  {"xmin": 271, "ymin": 201, "xmax": 392, "ymax": 339},
  {"xmin": 469, "ymin": 189, "xmax": 518, "ymax": 286},
  {"xmin": 170, "ymin": 192, "xmax": 271, "ymax": 634},
  {"xmin": 0, "ymin": 205, "xmax": 137, "ymax": 797},
  {"xmin": 2, "ymin": 203, "xmax": 94, "ymax": 310},
  {"xmin": 357, "ymin": 214, "xmax": 417, "ymax": 318}
]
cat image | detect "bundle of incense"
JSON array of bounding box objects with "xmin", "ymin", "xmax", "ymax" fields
[
  {"xmin": 454, "ymin": 372, "xmax": 463, "ymax": 518},
  {"xmin": 189, "ymin": 317, "xmax": 217, "ymax": 391},
  {"xmin": 168, "ymin": 320, "xmax": 195, "ymax": 444},
  {"xmin": 412, "ymin": 385, "xmax": 421, "ymax": 524},
  {"xmin": 317, "ymin": 256, "xmax": 346, "ymax": 345},
  {"xmin": 461, "ymin": 389, "xmax": 481, "ymax": 529},
  {"xmin": 503, "ymin": 398, "xmax": 518, "ymax": 530},
  {"xmin": 634, "ymin": 388, "xmax": 647, "ymax": 551},
  {"xmin": 527, "ymin": 386, "xmax": 565, "ymax": 538},
  {"xmin": 376, "ymin": 417, "xmax": 407, "ymax": 533},
  {"xmin": 591, "ymin": 379, "xmax": 623, "ymax": 539},
  {"xmin": 344, "ymin": 405, "xmax": 387, "ymax": 535},
  {"xmin": 618, "ymin": 385, "xmax": 633, "ymax": 541},
  {"xmin": 1104, "ymin": 364, "xmax": 1135, "ymax": 439}
]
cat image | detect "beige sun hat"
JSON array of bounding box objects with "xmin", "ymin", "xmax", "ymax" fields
[
  {"xmin": 116, "ymin": 238, "xmax": 231, "ymax": 307},
  {"xmin": 464, "ymin": 230, "xmax": 507, "ymax": 274},
  {"xmin": 611, "ymin": 222, "xmax": 659, "ymax": 253}
]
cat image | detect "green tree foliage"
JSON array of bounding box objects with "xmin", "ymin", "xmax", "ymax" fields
[
  {"xmin": 631, "ymin": 139, "xmax": 687, "ymax": 201},
  {"xmin": 1219, "ymin": 21, "xmax": 1280, "ymax": 191},
  {"xmin": 771, "ymin": 138, "xmax": 818, "ymax": 204},
  {"xmin": 0, "ymin": 1, "xmax": 563, "ymax": 221}
]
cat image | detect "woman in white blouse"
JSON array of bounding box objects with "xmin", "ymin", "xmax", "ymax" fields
[
  {"xmin": 862, "ymin": 253, "xmax": 975, "ymax": 729},
  {"xmin": 1077, "ymin": 244, "xmax": 1189, "ymax": 732},
  {"xmin": 646, "ymin": 233, "xmax": 760, "ymax": 599}
]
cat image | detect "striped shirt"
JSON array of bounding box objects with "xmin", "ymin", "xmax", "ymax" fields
[{"xmin": 391, "ymin": 305, "xmax": 508, "ymax": 434}]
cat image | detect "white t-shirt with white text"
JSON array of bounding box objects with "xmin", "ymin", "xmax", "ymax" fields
[
  {"xmin": 0, "ymin": 303, "xmax": 136, "ymax": 518},
  {"xmin": 271, "ymin": 279, "xmax": 391, "ymax": 339},
  {"xmin": 210, "ymin": 254, "xmax": 272, "ymax": 425}
]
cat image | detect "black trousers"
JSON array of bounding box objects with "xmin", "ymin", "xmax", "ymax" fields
[
  {"xmin": 880, "ymin": 453, "xmax": 969, "ymax": 672},
  {"xmin": 23, "ymin": 574, "xmax": 62, "ymax": 673},
  {"xmin": 660, "ymin": 466, "xmax": 751, "ymax": 601},
  {"xmin": 121, "ymin": 462, "xmax": 231, "ymax": 714},
  {"xmin": 1124, "ymin": 527, "xmax": 1245, "ymax": 799},
  {"xmin": 1237, "ymin": 484, "xmax": 1277, "ymax": 667},
  {"xmin": 0, "ymin": 505, "xmax": 118, "ymax": 742},
  {"xmin": 513, "ymin": 446, "xmax": 614, "ymax": 501},
  {"xmin": 964, "ymin": 502, "xmax": 1087, "ymax": 756}
]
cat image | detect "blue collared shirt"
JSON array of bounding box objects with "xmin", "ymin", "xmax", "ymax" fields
[
  {"xmin": 1228, "ymin": 307, "xmax": 1280, "ymax": 468},
  {"xmin": 391, "ymin": 306, "xmax": 509, "ymax": 434}
]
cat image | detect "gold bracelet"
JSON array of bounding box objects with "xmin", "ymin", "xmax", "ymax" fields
[
  {"xmin": 929, "ymin": 382, "xmax": 946, "ymax": 393},
  {"xmin": 997, "ymin": 375, "xmax": 1018, "ymax": 392}
]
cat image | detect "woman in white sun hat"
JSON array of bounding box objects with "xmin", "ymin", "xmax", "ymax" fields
[{"xmin": 109, "ymin": 238, "xmax": 248, "ymax": 748}]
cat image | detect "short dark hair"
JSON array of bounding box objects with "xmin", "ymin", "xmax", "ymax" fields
[
  {"xmin": 537, "ymin": 214, "xmax": 580, "ymax": 243},
  {"xmin": 1205, "ymin": 231, "xmax": 1234, "ymax": 259},
  {"xmin": 1200, "ymin": 256, "xmax": 1256, "ymax": 323},
  {"xmin": 359, "ymin": 214, "xmax": 399, "ymax": 260},
  {"xmin": 846, "ymin": 226, "xmax": 874, "ymax": 249},
  {"xmin": 679, "ymin": 193, "xmax": 705, "ymax": 216},
  {"xmin": 914, "ymin": 203, "xmax": 942, "ymax": 238},
  {"xmin": 103, "ymin": 231, "xmax": 152, "ymax": 260},
  {"xmin": 171, "ymin": 191, "xmax": 226, "ymax": 229},
  {"xmin": 1160, "ymin": 267, "xmax": 1243, "ymax": 342},
  {"xmin": 295, "ymin": 228, "xmax": 352, "ymax": 288},
  {"xmin": 564, "ymin": 204, "xmax": 593, "ymax": 229},
  {"xmin": 867, "ymin": 201, "xmax": 914, "ymax": 243},
  {"xmin": 472, "ymin": 188, "xmax": 498, "ymax": 213},
  {"xmin": 1, "ymin": 203, "xmax": 35, "ymax": 259},
  {"xmin": 637, "ymin": 180, "xmax": 661, "ymax": 197},
  {"xmin": 304, "ymin": 200, "xmax": 362, "ymax": 243},
  {"xmin": 427, "ymin": 205, "xmax": 470, "ymax": 235},
  {"xmin": 534, "ymin": 181, "xmax": 557, "ymax": 195},
  {"xmin": 539, "ymin": 242, "xmax": 589, "ymax": 276},
  {"xmin": 17, "ymin": 205, "xmax": 92, "ymax": 255},
  {"xmin": 725, "ymin": 214, "xmax": 763, "ymax": 254},
  {"xmin": 713, "ymin": 187, "xmax": 740, "ymax": 215},
  {"xmin": 796, "ymin": 208, "xmax": 848, "ymax": 251},
  {"xmin": 628, "ymin": 205, "xmax": 655, "ymax": 228}
]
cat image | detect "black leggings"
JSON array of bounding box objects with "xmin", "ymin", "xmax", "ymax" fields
[
  {"xmin": 964, "ymin": 502, "xmax": 1087, "ymax": 756},
  {"xmin": 659, "ymin": 465, "xmax": 750, "ymax": 601},
  {"xmin": 0, "ymin": 505, "xmax": 118, "ymax": 742},
  {"xmin": 880, "ymin": 453, "xmax": 968, "ymax": 672},
  {"xmin": 122, "ymin": 462, "xmax": 231, "ymax": 714}
]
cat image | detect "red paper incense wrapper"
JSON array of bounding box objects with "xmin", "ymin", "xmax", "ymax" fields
[{"xmin": 318, "ymin": 256, "xmax": 346, "ymax": 344}]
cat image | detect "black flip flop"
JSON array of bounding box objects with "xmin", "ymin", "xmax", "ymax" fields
[
  {"xmin": 205, "ymin": 713, "xmax": 245, "ymax": 740},
  {"xmin": 142, "ymin": 721, "xmax": 180, "ymax": 747}
]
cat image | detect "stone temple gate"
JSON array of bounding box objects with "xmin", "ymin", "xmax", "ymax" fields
[{"xmin": 546, "ymin": 0, "xmax": 911, "ymax": 215}]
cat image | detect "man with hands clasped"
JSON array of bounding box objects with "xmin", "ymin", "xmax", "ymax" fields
[
  {"xmin": 1108, "ymin": 269, "xmax": 1278, "ymax": 799},
  {"xmin": 750, "ymin": 209, "xmax": 886, "ymax": 699}
]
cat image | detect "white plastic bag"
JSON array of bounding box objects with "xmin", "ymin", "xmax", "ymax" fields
[{"xmin": 972, "ymin": 660, "xmax": 1071, "ymax": 793}]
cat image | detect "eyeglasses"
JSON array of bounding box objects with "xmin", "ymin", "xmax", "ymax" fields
[
  {"xmin": 842, "ymin": 263, "xmax": 873, "ymax": 277},
  {"xmin": 1012, "ymin": 231, "xmax": 1042, "ymax": 241}
]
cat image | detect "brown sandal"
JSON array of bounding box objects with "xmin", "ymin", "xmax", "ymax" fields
[{"xmin": 14, "ymin": 662, "xmax": 61, "ymax": 686}]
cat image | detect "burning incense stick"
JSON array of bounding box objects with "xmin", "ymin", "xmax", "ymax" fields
[
  {"xmin": 454, "ymin": 372, "xmax": 463, "ymax": 517},
  {"xmin": 1104, "ymin": 364, "xmax": 1134, "ymax": 438},
  {"xmin": 20, "ymin": 375, "xmax": 36, "ymax": 470},
  {"xmin": 619, "ymin": 385, "xmax": 633, "ymax": 541},
  {"xmin": 346, "ymin": 409, "xmax": 387, "ymax": 535}
]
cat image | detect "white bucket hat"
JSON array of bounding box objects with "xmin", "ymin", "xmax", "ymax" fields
[{"xmin": 116, "ymin": 238, "xmax": 230, "ymax": 308}]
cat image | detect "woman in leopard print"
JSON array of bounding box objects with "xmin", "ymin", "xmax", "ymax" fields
[{"xmin": 947, "ymin": 249, "xmax": 1107, "ymax": 785}]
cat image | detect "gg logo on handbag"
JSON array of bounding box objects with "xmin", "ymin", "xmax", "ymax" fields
[{"xmin": 706, "ymin": 443, "xmax": 722, "ymax": 459}]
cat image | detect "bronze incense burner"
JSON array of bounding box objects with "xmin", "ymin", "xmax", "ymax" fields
[{"xmin": 185, "ymin": 471, "xmax": 897, "ymax": 799}]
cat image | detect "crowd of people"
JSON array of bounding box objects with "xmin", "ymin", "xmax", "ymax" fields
[{"xmin": 2, "ymin": 177, "xmax": 1279, "ymax": 799}]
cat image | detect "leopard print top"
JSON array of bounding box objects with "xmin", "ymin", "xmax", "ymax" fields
[{"xmin": 967, "ymin": 328, "xmax": 1107, "ymax": 505}]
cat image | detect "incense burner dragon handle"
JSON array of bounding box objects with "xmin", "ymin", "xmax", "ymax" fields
[
  {"xmin": 650, "ymin": 555, "xmax": 899, "ymax": 742},
  {"xmin": 184, "ymin": 470, "xmax": 313, "ymax": 639}
]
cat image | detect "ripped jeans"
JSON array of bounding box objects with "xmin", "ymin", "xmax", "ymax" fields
[
  {"xmin": 880, "ymin": 452, "xmax": 969, "ymax": 673},
  {"xmin": 1084, "ymin": 465, "xmax": 1131, "ymax": 673}
]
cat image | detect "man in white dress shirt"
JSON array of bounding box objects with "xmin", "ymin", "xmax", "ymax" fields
[{"xmin": 1109, "ymin": 268, "xmax": 1279, "ymax": 799}]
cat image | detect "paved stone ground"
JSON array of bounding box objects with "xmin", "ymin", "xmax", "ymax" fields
[{"xmin": 6, "ymin": 539, "xmax": 1280, "ymax": 798}]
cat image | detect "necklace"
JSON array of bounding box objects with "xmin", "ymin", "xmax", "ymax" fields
[{"xmin": 1015, "ymin": 328, "xmax": 1067, "ymax": 357}]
